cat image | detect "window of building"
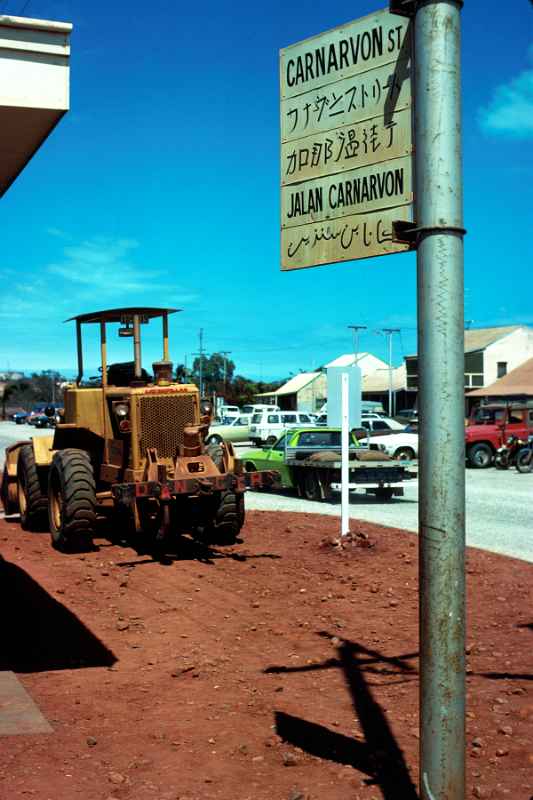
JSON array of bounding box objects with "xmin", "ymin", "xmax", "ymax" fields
[{"xmin": 497, "ymin": 362, "xmax": 507, "ymax": 378}]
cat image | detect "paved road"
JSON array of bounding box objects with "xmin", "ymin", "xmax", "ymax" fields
[
  {"xmin": 1, "ymin": 424, "xmax": 531, "ymax": 563},
  {"xmin": 233, "ymin": 443, "xmax": 533, "ymax": 563}
]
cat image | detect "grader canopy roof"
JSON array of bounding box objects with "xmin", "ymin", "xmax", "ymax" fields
[{"xmin": 65, "ymin": 307, "xmax": 179, "ymax": 324}]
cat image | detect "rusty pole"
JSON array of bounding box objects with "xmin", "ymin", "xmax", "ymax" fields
[{"xmin": 415, "ymin": 2, "xmax": 466, "ymax": 798}]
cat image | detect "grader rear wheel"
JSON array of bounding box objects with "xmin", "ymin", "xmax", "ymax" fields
[{"xmin": 48, "ymin": 449, "xmax": 96, "ymax": 551}]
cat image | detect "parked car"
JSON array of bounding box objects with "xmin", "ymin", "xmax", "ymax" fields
[
  {"xmin": 206, "ymin": 415, "xmax": 251, "ymax": 445},
  {"xmin": 241, "ymin": 403, "xmax": 280, "ymax": 416},
  {"xmin": 33, "ymin": 414, "xmax": 56, "ymax": 429},
  {"xmin": 26, "ymin": 404, "xmax": 47, "ymax": 425},
  {"xmin": 361, "ymin": 416, "xmax": 405, "ymax": 434},
  {"xmin": 11, "ymin": 411, "xmax": 28, "ymax": 424},
  {"xmin": 465, "ymin": 403, "xmax": 533, "ymax": 468},
  {"xmin": 396, "ymin": 408, "xmax": 418, "ymax": 421},
  {"xmin": 218, "ymin": 405, "xmax": 240, "ymax": 420},
  {"xmin": 249, "ymin": 410, "xmax": 315, "ymax": 445},
  {"xmin": 369, "ymin": 430, "xmax": 419, "ymax": 460},
  {"xmin": 243, "ymin": 427, "xmax": 363, "ymax": 490}
]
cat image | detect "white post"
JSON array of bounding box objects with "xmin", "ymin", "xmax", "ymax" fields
[{"xmin": 341, "ymin": 372, "xmax": 350, "ymax": 537}]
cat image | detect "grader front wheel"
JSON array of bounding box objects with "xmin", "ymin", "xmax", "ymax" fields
[
  {"xmin": 201, "ymin": 490, "xmax": 244, "ymax": 545},
  {"xmin": 48, "ymin": 449, "xmax": 96, "ymax": 551}
]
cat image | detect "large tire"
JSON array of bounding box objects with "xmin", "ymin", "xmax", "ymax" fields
[
  {"xmin": 375, "ymin": 487, "xmax": 394, "ymax": 500},
  {"xmin": 202, "ymin": 490, "xmax": 243, "ymax": 545},
  {"xmin": 467, "ymin": 443, "xmax": 493, "ymax": 469},
  {"xmin": 48, "ymin": 449, "xmax": 96, "ymax": 551},
  {"xmin": 17, "ymin": 445, "xmax": 48, "ymax": 531},
  {"xmin": 516, "ymin": 448, "xmax": 533, "ymax": 474},
  {"xmin": 303, "ymin": 471, "xmax": 322, "ymax": 501}
]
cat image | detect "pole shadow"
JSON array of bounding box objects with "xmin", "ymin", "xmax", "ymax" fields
[{"xmin": 269, "ymin": 634, "xmax": 419, "ymax": 800}]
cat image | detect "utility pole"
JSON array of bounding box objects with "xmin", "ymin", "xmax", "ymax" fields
[
  {"xmin": 347, "ymin": 325, "xmax": 367, "ymax": 364},
  {"xmin": 193, "ymin": 329, "xmax": 206, "ymax": 398},
  {"xmin": 220, "ymin": 350, "xmax": 232, "ymax": 393},
  {"xmin": 380, "ymin": 328, "xmax": 400, "ymax": 416}
]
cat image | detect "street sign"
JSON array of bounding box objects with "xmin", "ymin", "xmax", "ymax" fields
[{"xmin": 280, "ymin": 8, "xmax": 413, "ymax": 271}]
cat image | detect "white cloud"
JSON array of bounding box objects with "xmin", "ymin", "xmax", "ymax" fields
[
  {"xmin": 479, "ymin": 53, "xmax": 533, "ymax": 139},
  {"xmin": 0, "ymin": 236, "xmax": 199, "ymax": 324}
]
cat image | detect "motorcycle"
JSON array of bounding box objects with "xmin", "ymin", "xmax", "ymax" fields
[
  {"xmin": 515, "ymin": 439, "xmax": 533, "ymax": 474},
  {"xmin": 494, "ymin": 435, "xmax": 528, "ymax": 469}
]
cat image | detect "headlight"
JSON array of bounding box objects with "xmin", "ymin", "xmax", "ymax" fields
[{"xmin": 113, "ymin": 402, "xmax": 129, "ymax": 419}]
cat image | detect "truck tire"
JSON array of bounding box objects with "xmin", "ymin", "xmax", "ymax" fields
[
  {"xmin": 394, "ymin": 446, "xmax": 415, "ymax": 461},
  {"xmin": 467, "ymin": 443, "xmax": 493, "ymax": 469},
  {"xmin": 17, "ymin": 445, "xmax": 48, "ymax": 531},
  {"xmin": 203, "ymin": 490, "xmax": 243, "ymax": 545},
  {"xmin": 48, "ymin": 449, "xmax": 96, "ymax": 551},
  {"xmin": 375, "ymin": 487, "xmax": 394, "ymax": 500},
  {"xmin": 303, "ymin": 471, "xmax": 322, "ymax": 501}
]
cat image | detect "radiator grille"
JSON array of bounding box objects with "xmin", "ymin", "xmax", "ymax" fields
[{"xmin": 138, "ymin": 394, "xmax": 196, "ymax": 458}]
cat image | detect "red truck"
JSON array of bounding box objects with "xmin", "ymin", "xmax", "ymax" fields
[{"xmin": 465, "ymin": 403, "xmax": 533, "ymax": 468}]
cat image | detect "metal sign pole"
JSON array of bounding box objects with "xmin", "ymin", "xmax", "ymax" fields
[
  {"xmin": 414, "ymin": 2, "xmax": 466, "ymax": 799},
  {"xmin": 341, "ymin": 372, "xmax": 350, "ymax": 537}
]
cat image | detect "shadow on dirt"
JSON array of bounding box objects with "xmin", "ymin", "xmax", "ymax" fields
[
  {"xmin": 113, "ymin": 535, "xmax": 282, "ymax": 568},
  {"xmin": 0, "ymin": 556, "xmax": 117, "ymax": 673},
  {"xmin": 268, "ymin": 634, "xmax": 419, "ymax": 800}
]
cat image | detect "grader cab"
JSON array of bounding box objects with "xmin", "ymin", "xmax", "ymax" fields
[{"xmin": 1, "ymin": 307, "xmax": 276, "ymax": 551}]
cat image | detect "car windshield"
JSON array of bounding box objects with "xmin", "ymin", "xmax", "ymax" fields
[
  {"xmin": 241, "ymin": 405, "xmax": 253, "ymax": 414},
  {"xmin": 471, "ymin": 408, "xmax": 505, "ymax": 424},
  {"xmin": 272, "ymin": 434, "xmax": 287, "ymax": 451}
]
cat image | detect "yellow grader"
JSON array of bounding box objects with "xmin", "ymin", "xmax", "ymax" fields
[{"xmin": 1, "ymin": 307, "xmax": 276, "ymax": 551}]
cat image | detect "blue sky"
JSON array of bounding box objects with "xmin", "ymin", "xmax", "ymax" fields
[{"xmin": 0, "ymin": 0, "xmax": 531, "ymax": 380}]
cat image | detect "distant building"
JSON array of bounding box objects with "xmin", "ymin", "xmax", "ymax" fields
[
  {"xmin": 254, "ymin": 353, "xmax": 408, "ymax": 414},
  {"xmin": 466, "ymin": 357, "xmax": 533, "ymax": 405},
  {"xmin": 405, "ymin": 326, "xmax": 533, "ymax": 410}
]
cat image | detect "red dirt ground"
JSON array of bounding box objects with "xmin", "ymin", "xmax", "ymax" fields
[{"xmin": 0, "ymin": 509, "xmax": 531, "ymax": 800}]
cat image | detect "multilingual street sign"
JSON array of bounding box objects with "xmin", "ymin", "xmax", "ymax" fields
[{"xmin": 280, "ymin": 8, "xmax": 413, "ymax": 271}]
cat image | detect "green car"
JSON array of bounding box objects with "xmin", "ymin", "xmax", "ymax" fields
[{"xmin": 242, "ymin": 427, "xmax": 361, "ymax": 490}]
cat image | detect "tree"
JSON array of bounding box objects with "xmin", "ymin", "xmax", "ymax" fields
[
  {"xmin": 1, "ymin": 380, "xmax": 37, "ymax": 419},
  {"xmin": 29, "ymin": 371, "xmax": 65, "ymax": 403},
  {"xmin": 1, "ymin": 371, "xmax": 66, "ymax": 419},
  {"xmin": 191, "ymin": 353, "xmax": 236, "ymax": 394}
]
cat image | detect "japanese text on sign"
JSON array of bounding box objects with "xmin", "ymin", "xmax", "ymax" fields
[{"xmin": 280, "ymin": 8, "xmax": 414, "ymax": 271}]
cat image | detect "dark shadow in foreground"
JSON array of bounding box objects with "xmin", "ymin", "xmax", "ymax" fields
[
  {"xmin": 273, "ymin": 636, "xmax": 419, "ymax": 800},
  {"xmin": 0, "ymin": 556, "xmax": 117, "ymax": 673}
]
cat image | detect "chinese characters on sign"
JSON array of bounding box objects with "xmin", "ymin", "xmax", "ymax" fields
[{"xmin": 280, "ymin": 9, "xmax": 413, "ymax": 270}]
